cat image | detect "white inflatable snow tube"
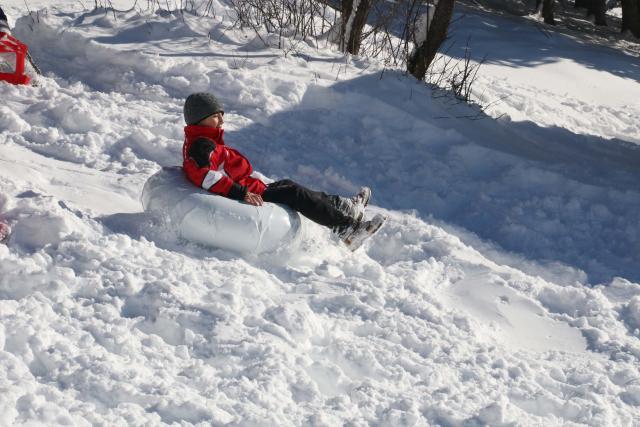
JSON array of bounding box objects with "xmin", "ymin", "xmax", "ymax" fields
[{"xmin": 141, "ymin": 167, "xmax": 301, "ymax": 253}]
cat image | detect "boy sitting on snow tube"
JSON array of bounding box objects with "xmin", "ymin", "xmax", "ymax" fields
[{"xmin": 181, "ymin": 92, "xmax": 383, "ymax": 249}]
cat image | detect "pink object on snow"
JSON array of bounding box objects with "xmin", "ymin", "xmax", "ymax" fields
[{"xmin": 0, "ymin": 221, "xmax": 10, "ymax": 243}]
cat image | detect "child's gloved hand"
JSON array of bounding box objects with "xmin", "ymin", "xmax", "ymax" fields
[{"xmin": 244, "ymin": 192, "xmax": 263, "ymax": 206}]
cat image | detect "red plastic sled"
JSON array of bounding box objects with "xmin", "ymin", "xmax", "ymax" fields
[{"xmin": 0, "ymin": 31, "xmax": 30, "ymax": 85}]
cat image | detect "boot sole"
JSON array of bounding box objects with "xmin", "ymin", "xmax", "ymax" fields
[{"xmin": 343, "ymin": 214, "xmax": 387, "ymax": 249}]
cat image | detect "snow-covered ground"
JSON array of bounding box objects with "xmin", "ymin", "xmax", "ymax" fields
[{"xmin": 1, "ymin": 0, "xmax": 640, "ymax": 425}]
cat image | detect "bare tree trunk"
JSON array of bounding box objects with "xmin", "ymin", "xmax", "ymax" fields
[
  {"xmin": 593, "ymin": 0, "xmax": 608, "ymax": 25},
  {"xmin": 621, "ymin": 0, "xmax": 640, "ymax": 37},
  {"xmin": 341, "ymin": 0, "xmax": 374, "ymax": 55},
  {"xmin": 542, "ymin": 0, "xmax": 555, "ymax": 24},
  {"xmin": 586, "ymin": 0, "xmax": 607, "ymax": 25},
  {"xmin": 340, "ymin": 0, "xmax": 355, "ymax": 51},
  {"xmin": 408, "ymin": 0, "xmax": 455, "ymax": 80}
]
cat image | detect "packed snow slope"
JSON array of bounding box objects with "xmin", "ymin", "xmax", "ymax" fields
[{"xmin": 1, "ymin": 1, "xmax": 640, "ymax": 425}]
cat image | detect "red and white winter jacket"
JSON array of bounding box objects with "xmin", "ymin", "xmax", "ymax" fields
[{"xmin": 182, "ymin": 125, "xmax": 267, "ymax": 200}]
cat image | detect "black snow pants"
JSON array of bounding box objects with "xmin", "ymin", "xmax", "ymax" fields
[{"xmin": 262, "ymin": 179, "xmax": 353, "ymax": 229}]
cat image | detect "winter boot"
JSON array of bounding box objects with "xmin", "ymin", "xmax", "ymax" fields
[
  {"xmin": 341, "ymin": 213, "xmax": 387, "ymax": 251},
  {"xmin": 0, "ymin": 7, "xmax": 9, "ymax": 30},
  {"xmin": 351, "ymin": 186, "xmax": 371, "ymax": 222},
  {"xmin": 337, "ymin": 186, "xmax": 372, "ymax": 224},
  {"xmin": 0, "ymin": 8, "xmax": 9, "ymax": 32}
]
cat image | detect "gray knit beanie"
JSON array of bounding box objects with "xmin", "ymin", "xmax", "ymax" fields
[{"xmin": 184, "ymin": 92, "xmax": 224, "ymax": 125}]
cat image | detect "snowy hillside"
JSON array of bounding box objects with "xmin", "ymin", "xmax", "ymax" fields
[{"xmin": 1, "ymin": 0, "xmax": 640, "ymax": 425}]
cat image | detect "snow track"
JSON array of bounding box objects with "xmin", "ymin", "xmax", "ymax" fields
[{"xmin": 1, "ymin": 1, "xmax": 640, "ymax": 425}]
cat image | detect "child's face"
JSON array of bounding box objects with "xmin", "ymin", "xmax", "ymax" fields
[{"xmin": 198, "ymin": 112, "xmax": 224, "ymax": 128}]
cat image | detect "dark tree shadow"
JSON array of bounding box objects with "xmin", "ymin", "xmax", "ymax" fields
[
  {"xmin": 447, "ymin": 3, "xmax": 640, "ymax": 82},
  {"xmin": 220, "ymin": 71, "xmax": 640, "ymax": 284}
]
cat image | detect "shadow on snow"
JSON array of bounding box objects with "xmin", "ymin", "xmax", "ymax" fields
[
  {"xmin": 447, "ymin": 3, "xmax": 640, "ymax": 82},
  {"xmin": 222, "ymin": 71, "xmax": 640, "ymax": 285}
]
